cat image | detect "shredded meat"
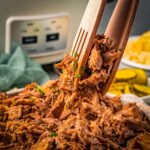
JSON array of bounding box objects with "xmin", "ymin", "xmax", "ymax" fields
[
  {"xmin": 0, "ymin": 34, "xmax": 150, "ymax": 150},
  {"xmin": 88, "ymin": 42, "xmax": 103, "ymax": 71},
  {"xmin": 102, "ymin": 49, "xmax": 121, "ymax": 66}
]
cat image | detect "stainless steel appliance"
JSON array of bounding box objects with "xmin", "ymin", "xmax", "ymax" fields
[
  {"xmin": 0, "ymin": 0, "xmax": 88, "ymax": 64},
  {"xmin": 6, "ymin": 14, "xmax": 69, "ymax": 60}
]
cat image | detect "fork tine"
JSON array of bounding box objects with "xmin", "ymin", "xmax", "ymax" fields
[
  {"xmin": 77, "ymin": 32, "xmax": 88, "ymax": 59},
  {"xmin": 71, "ymin": 0, "xmax": 106, "ymax": 58},
  {"xmin": 75, "ymin": 29, "xmax": 85, "ymax": 56},
  {"xmin": 71, "ymin": 28, "xmax": 82, "ymax": 56},
  {"xmin": 71, "ymin": 29, "xmax": 88, "ymax": 63}
]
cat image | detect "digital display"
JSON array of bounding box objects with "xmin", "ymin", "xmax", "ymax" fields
[
  {"xmin": 46, "ymin": 33, "xmax": 59, "ymax": 42},
  {"xmin": 22, "ymin": 36, "xmax": 37, "ymax": 44}
]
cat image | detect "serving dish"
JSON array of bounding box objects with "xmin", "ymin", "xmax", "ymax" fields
[
  {"xmin": 120, "ymin": 94, "xmax": 150, "ymax": 120},
  {"xmin": 121, "ymin": 36, "xmax": 150, "ymax": 76}
]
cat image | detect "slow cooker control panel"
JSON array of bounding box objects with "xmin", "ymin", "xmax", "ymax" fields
[{"xmin": 5, "ymin": 14, "xmax": 69, "ymax": 57}]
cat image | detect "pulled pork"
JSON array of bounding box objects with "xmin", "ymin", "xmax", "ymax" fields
[{"xmin": 0, "ymin": 35, "xmax": 150, "ymax": 150}]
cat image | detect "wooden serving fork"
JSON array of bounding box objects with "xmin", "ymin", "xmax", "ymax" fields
[
  {"xmin": 70, "ymin": 0, "xmax": 106, "ymax": 89},
  {"xmin": 102, "ymin": 0, "xmax": 139, "ymax": 94}
]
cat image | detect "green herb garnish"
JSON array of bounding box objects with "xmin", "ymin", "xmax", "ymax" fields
[
  {"xmin": 74, "ymin": 73, "xmax": 81, "ymax": 78},
  {"xmin": 73, "ymin": 52, "xmax": 78, "ymax": 57},
  {"xmin": 72, "ymin": 61, "xmax": 78, "ymax": 70},
  {"xmin": 35, "ymin": 86, "xmax": 45, "ymax": 95},
  {"xmin": 52, "ymin": 88, "xmax": 61, "ymax": 94},
  {"xmin": 50, "ymin": 131, "xmax": 58, "ymax": 137},
  {"xmin": 29, "ymin": 96, "xmax": 39, "ymax": 103},
  {"xmin": 62, "ymin": 69, "xmax": 67, "ymax": 75},
  {"xmin": 29, "ymin": 96, "xmax": 34, "ymax": 102}
]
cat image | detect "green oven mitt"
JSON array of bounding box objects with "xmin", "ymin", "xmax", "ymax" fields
[{"xmin": 0, "ymin": 47, "xmax": 50, "ymax": 91}]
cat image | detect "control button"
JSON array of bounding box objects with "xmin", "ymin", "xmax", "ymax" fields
[
  {"xmin": 46, "ymin": 47, "xmax": 54, "ymax": 51},
  {"xmin": 46, "ymin": 33, "xmax": 59, "ymax": 42},
  {"xmin": 22, "ymin": 36, "xmax": 37, "ymax": 44},
  {"xmin": 51, "ymin": 20, "xmax": 56, "ymax": 24},
  {"xmin": 27, "ymin": 23, "xmax": 34, "ymax": 26},
  {"xmin": 45, "ymin": 27, "xmax": 51, "ymax": 31},
  {"xmin": 27, "ymin": 49, "xmax": 37, "ymax": 53},
  {"xmin": 20, "ymin": 29, "xmax": 27, "ymax": 33},
  {"xmin": 56, "ymin": 25, "xmax": 62, "ymax": 29},
  {"xmin": 33, "ymin": 28, "xmax": 40, "ymax": 32}
]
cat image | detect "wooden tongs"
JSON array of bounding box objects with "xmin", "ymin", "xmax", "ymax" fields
[{"xmin": 70, "ymin": 0, "xmax": 139, "ymax": 94}]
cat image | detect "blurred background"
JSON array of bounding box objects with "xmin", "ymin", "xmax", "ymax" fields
[{"xmin": 0, "ymin": 0, "xmax": 150, "ymax": 97}]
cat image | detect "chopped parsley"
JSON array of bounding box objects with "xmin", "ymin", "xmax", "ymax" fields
[
  {"xmin": 34, "ymin": 86, "xmax": 45, "ymax": 95},
  {"xmin": 62, "ymin": 69, "xmax": 67, "ymax": 75},
  {"xmin": 74, "ymin": 73, "xmax": 81, "ymax": 78},
  {"xmin": 29, "ymin": 96, "xmax": 34, "ymax": 102},
  {"xmin": 73, "ymin": 52, "xmax": 78, "ymax": 57},
  {"xmin": 52, "ymin": 88, "xmax": 61, "ymax": 94},
  {"xmin": 50, "ymin": 131, "xmax": 58, "ymax": 137},
  {"xmin": 72, "ymin": 61, "xmax": 78, "ymax": 70},
  {"xmin": 29, "ymin": 96, "xmax": 39, "ymax": 103}
]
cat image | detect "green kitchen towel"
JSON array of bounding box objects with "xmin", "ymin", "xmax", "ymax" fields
[{"xmin": 0, "ymin": 47, "xmax": 50, "ymax": 91}]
